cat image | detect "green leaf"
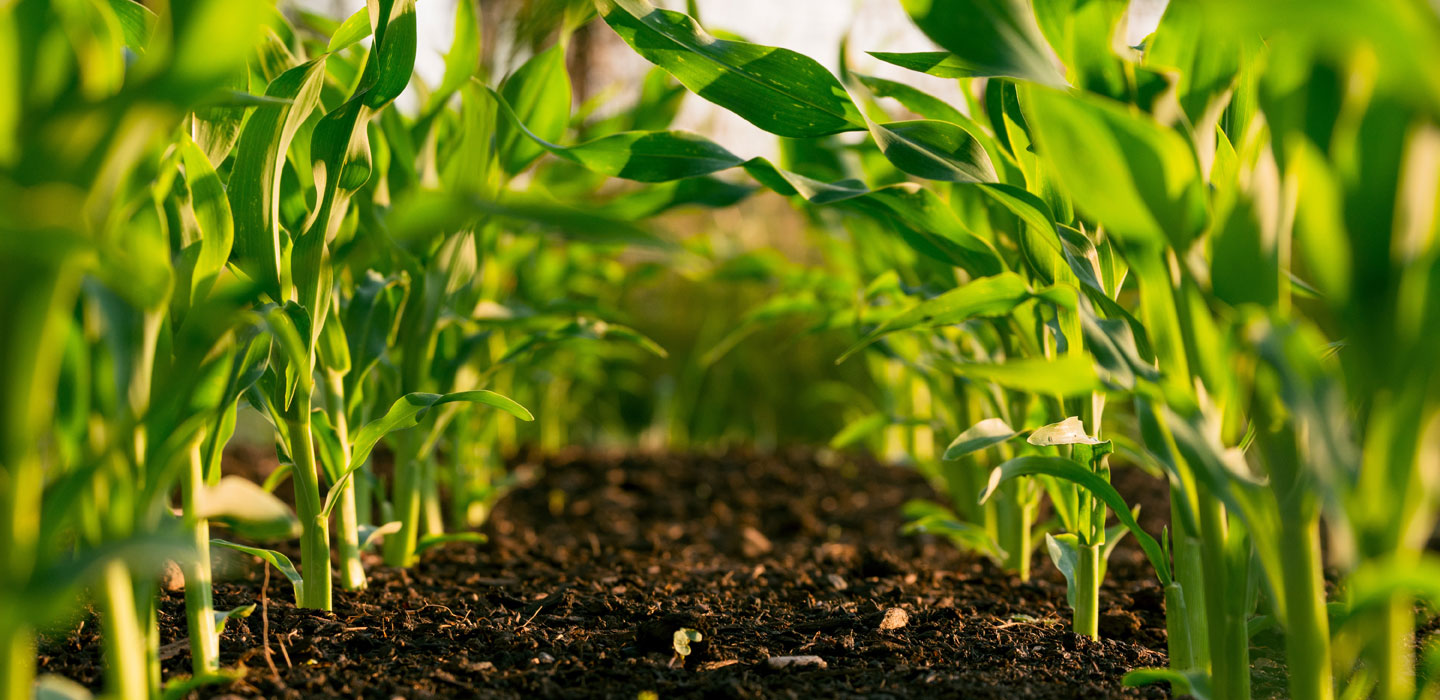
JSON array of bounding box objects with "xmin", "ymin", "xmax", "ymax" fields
[
  {"xmin": 943, "ymin": 417, "xmax": 1019, "ymax": 460},
  {"xmin": 197, "ymin": 477, "xmax": 300, "ymax": 541},
  {"xmin": 1022, "ymin": 86, "xmax": 1208, "ymax": 249},
  {"xmin": 899, "ymin": 0, "xmax": 1065, "ymax": 86},
  {"xmin": 901, "ymin": 500, "xmax": 1006, "ymax": 560},
  {"xmin": 160, "ymin": 670, "xmax": 246, "ymax": 700},
  {"xmin": 596, "ymin": 0, "xmax": 865, "ymax": 137},
  {"xmin": 210, "ymin": 540, "xmax": 304, "ymax": 605},
  {"xmin": 980, "ymin": 456, "xmax": 1170, "ymax": 584},
  {"xmin": 1045, "ymin": 532, "xmax": 1083, "ymax": 609},
  {"xmin": 323, "ymin": 391, "xmax": 533, "ymax": 516},
  {"xmin": 108, "ymin": 0, "xmax": 156, "ymax": 52},
  {"xmin": 228, "ymin": 59, "xmax": 328, "ymax": 302},
  {"xmin": 358, "ymin": 521, "xmax": 403, "ymax": 552},
  {"xmin": 327, "ymin": 8, "xmax": 371, "ymax": 52},
  {"xmin": 960, "ymin": 355, "xmax": 1098, "ymax": 396},
  {"xmin": 386, "ymin": 190, "xmax": 672, "ymax": 249},
  {"xmin": 178, "ymin": 134, "xmax": 233, "ymax": 304},
  {"xmin": 856, "ymin": 73, "xmax": 967, "ymax": 123},
  {"xmin": 830, "ymin": 412, "xmax": 889, "ymax": 449},
  {"xmin": 497, "ymin": 42, "xmax": 572, "ymax": 174},
  {"xmin": 838, "ymin": 273, "xmax": 1033, "ymax": 362},
  {"xmin": 1123, "ymin": 668, "xmax": 1212, "ymax": 700},
  {"xmin": 487, "ymin": 84, "xmax": 745, "ymax": 181},
  {"xmin": 1027, "ymin": 416, "xmax": 1102, "ymax": 446},
  {"xmin": 34, "ymin": 675, "xmax": 95, "ymax": 700},
  {"xmin": 868, "ymin": 120, "xmax": 998, "ymax": 183},
  {"xmin": 416, "ymin": 531, "xmax": 487, "ymax": 555},
  {"xmin": 430, "ymin": 0, "xmax": 481, "ymax": 108},
  {"xmin": 213, "ymin": 604, "xmax": 256, "ymax": 636},
  {"xmin": 868, "ymin": 51, "xmax": 976, "ymax": 79}
]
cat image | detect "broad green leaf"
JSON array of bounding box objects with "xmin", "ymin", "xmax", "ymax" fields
[
  {"xmin": 1023, "ymin": 86, "xmax": 1208, "ymax": 249},
  {"xmin": 1027, "ymin": 416, "xmax": 1102, "ymax": 446},
  {"xmin": 228, "ymin": 59, "xmax": 328, "ymax": 302},
  {"xmin": 178, "ymin": 135, "xmax": 233, "ymax": 304},
  {"xmin": 868, "ymin": 120, "xmax": 998, "ymax": 183},
  {"xmin": 856, "ymin": 73, "xmax": 967, "ymax": 124},
  {"xmin": 980, "ymin": 456, "xmax": 1170, "ymax": 583},
  {"xmin": 497, "ymin": 42, "xmax": 572, "ymax": 174},
  {"xmin": 363, "ymin": 0, "xmax": 418, "ymax": 109},
  {"xmin": 210, "ymin": 540, "xmax": 304, "ymax": 605},
  {"xmin": 108, "ymin": 0, "xmax": 156, "ymax": 52},
  {"xmin": 957, "ymin": 354, "xmax": 1099, "ymax": 397},
  {"xmin": 327, "ymin": 8, "xmax": 371, "ymax": 52},
  {"xmin": 596, "ymin": 0, "xmax": 865, "ymax": 137},
  {"xmin": 868, "ymin": 51, "xmax": 975, "ymax": 79},
  {"xmin": 487, "ymin": 84, "xmax": 744, "ymax": 181},
  {"xmin": 323, "ymin": 391, "xmax": 533, "ymax": 516},
  {"xmin": 899, "ymin": 0, "xmax": 1065, "ymax": 86},
  {"xmin": 943, "ymin": 417, "xmax": 1019, "ymax": 460},
  {"xmin": 1045, "ymin": 532, "xmax": 1083, "ymax": 608},
  {"xmin": 197, "ymin": 477, "xmax": 300, "ymax": 541},
  {"xmin": 850, "ymin": 185, "xmax": 1006, "ymax": 276},
  {"xmin": 431, "ymin": 0, "xmax": 482, "ymax": 107},
  {"xmin": 838, "ymin": 273, "xmax": 1032, "ymax": 362},
  {"xmin": 565, "ymin": 131, "xmax": 744, "ymax": 182}
]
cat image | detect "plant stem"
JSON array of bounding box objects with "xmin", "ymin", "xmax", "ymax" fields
[
  {"xmin": 180, "ymin": 437, "xmax": 219, "ymax": 674},
  {"xmin": 324, "ymin": 373, "xmax": 365, "ymax": 591},
  {"xmin": 1075, "ymin": 542, "xmax": 1101, "ymax": 639},
  {"xmin": 1197, "ymin": 492, "xmax": 1249, "ymax": 700},
  {"xmin": 1170, "ymin": 490, "xmax": 1212, "ymax": 672},
  {"xmin": 0, "ymin": 455, "xmax": 40, "ymax": 700},
  {"xmin": 99, "ymin": 560, "xmax": 146, "ymax": 700},
  {"xmin": 1371, "ymin": 594, "xmax": 1414, "ymax": 700},
  {"xmin": 285, "ymin": 401, "xmax": 332, "ymax": 611},
  {"xmin": 1278, "ymin": 517, "xmax": 1333, "ymax": 700},
  {"xmin": 995, "ymin": 484, "xmax": 1033, "ymax": 580},
  {"xmin": 1164, "ymin": 581, "xmax": 1195, "ymax": 671},
  {"xmin": 385, "ymin": 434, "xmax": 422, "ymax": 567}
]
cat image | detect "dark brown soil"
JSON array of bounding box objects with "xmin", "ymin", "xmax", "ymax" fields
[{"xmin": 38, "ymin": 448, "xmax": 1183, "ymax": 699}]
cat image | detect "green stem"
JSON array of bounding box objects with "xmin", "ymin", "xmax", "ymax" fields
[
  {"xmin": 180, "ymin": 438, "xmax": 218, "ymax": 674},
  {"xmin": 0, "ymin": 610, "xmax": 32, "ymax": 700},
  {"xmin": 1197, "ymin": 493, "xmax": 1250, "ymax": 700},
  {"xmin": 0, "ymin": 457, "xmax": 40, "ymax": 700},
  {"xmin": 324, "ymin": 373, "xmax": 365, "ymax": 591},
  {"xmin": 1164, "ymin": 581, "xmax": 1196, "ymax": 671},
  {"xmin": 420, "ymin": 458, "xmax": 444, "ymax": 537},
  {"xmin": 995, "ymin": 484, "xmax": 1034, "ymax": 580},
  {"xmin": 99, "ymin": 560, "xmax": 146, "ymax": 700},
  {"xmin": 1371, "ymin": 594, "xmax": 1414, "ymax": 700},
  {"xmin": 1171, "ymin": 491, "xmax": 1212, "ymax": 672},
  {"xmin": 1075, "ymin": 542, "xmax": 1101, "ymax": 640},
  {"xmin": 1278, "ymin": 517, "xmax": 1333, "ymax": 700},
  {"xmin": 285, "ymin": 404, "xmax": 332, "ymax": 611},
  {"xmin": 384, "ymin": 447, "xmax": 421, "ymax": 567}
]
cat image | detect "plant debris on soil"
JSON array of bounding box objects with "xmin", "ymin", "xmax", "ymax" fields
[{"xmin": 37, "ymin": 448, "xmax": 1234, "ymax": 699}]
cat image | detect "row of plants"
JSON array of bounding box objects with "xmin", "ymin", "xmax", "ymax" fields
[
  {"xmin": 0, "ymin": 0, "xmax": 731, "ymax": 697},
  {"xmin": 581, "ymin": 0, "xmax": 1440, "ymax": 699},
  {"xmin": 3, "ymin": 0, "xmax": 1439, "ymax": 698}
]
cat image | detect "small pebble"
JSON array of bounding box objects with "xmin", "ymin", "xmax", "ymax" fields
[
  {"xmin": 533, "ymin": 652, "xmax": 556, "ymax": 664},
  {"xmin": 878, "ymin": 608, "xmax": 909, "ymax": 630},
  {"xmin": 826, "ymin": 573, "xmax": 848, "ymax": 590},
  {"xmin": 766, "ymin": 655, "xmax": 827, "ymax": 670}
]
